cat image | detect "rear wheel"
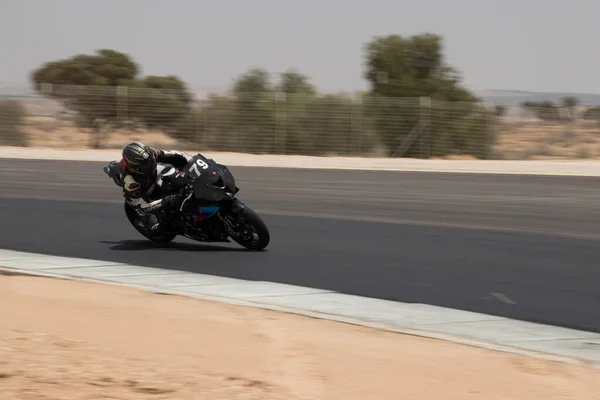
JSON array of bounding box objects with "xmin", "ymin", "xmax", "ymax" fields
[
  {"xmin": 124, "ymin": 202, "xmax": 177, "ymax": 244},
  {"xmin": 226, "ymin": 206, "xmax": 270, "ymax": 251}
]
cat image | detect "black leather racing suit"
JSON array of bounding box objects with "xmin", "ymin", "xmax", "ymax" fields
[{"xmin": 121, "ymin": 149, "xmax": 192, "ymax": 233}]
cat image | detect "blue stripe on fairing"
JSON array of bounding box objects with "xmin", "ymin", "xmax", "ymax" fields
[
  {"xmin": 199, "ymin": 206, "xmax": 220, "ymax": 216},
  {"xmin": 185, "ymin": 206, "xmax": 220, "ymax": 218}
]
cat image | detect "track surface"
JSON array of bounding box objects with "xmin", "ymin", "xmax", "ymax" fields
[{"xmin": 1, "ymin": 159, "xmax": 600, "ymax": 332}]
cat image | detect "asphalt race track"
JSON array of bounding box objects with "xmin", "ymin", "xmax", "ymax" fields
[{"xmin": 1, "ymin": 159, "xmax": 600, "ymax": 332}]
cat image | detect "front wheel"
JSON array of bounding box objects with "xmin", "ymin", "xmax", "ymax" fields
[{"xmin": 226, "ymin": 206, "xmax": 270, "ymax": 251}]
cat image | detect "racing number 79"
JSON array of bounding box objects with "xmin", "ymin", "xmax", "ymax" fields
[{"xmin": 189, "ymin": 158, "xmax": 209, "ymax": 176}]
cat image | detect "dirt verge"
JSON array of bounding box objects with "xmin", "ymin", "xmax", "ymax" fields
[{"xmin": 1, "ymin": 273, "xmax": 599, "ymax": 399}]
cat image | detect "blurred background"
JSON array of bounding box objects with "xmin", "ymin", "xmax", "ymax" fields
[{"xmin": 2, "ymin": 0, "xmax": 600, "ymax": 161}]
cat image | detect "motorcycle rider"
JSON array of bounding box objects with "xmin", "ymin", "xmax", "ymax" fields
[{"xmin": 119, "ymin": 141, "xmax": 192, "ymax": 234}]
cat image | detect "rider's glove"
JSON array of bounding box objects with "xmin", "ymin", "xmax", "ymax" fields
[{"xmin": 162, "ymin": 193, "xmax": 183, "ymax": 209}]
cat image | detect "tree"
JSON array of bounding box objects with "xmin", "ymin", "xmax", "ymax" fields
[
  {"xmin": 233, "ymin": 68, "xmax": 272, "ymax": 95},
  {"xmin": 561, "ymin": 96, "xmax": 579, "ymax": 109},
  {"xmin": 363, "ymin": 33, "xmax": 486, "ymax": 157},
  {"xmin": 521, "ymin": 101, "xmax": 562, "ymax": 122},
  {"xmin": 128, "ymin": 75, "xmax": 192, "ymax": 131},
  {"xmin": 495, "ymin": 105, "xmax": 507, "ymax": 117},
  {"xmin": 231, "ymin": 68, "xmax": 276, "ymax": 153},
  {"xmin": 281, "ymin": 93, "xmax": 356, "ymax": 156},
  {"xmin": 277, "ymin": 70, "xmax": 316, "ymax": 96},
  {"xmin": 30, "ymin": 49, "xmax": 192, "ymax": 148},
  {"xmin": 171, "ymin": 68, "xmax": 362, "ymax": 156},
  {"xmin": 31, "ymin": 49, "xmax": 139, "ymax": 88},
  {"xmin": 171, "ymin": 94, "xmax": 237, "ymax": 150},
  {"xmin": 560, "ymin": 96, "xmax": 579, "ymax": 120},
  {"xmin": 364, "ymin": 33, "xmax": 475, "ymax": 101}
]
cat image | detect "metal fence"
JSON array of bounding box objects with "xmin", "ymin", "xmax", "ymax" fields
[{"xmin": 2, "ymin": 84, "xmax": 600, "ymax": 160}]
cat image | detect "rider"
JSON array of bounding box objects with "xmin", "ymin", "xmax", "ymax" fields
[{"xmin": 120, "ymin": 141, "xmax": 192, "ymax": 234}]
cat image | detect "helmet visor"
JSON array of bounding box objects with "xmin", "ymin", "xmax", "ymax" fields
[
  {"xmin": 126, "ymin": 154, "xmax": 156, "ymax": 175},
  {"xmin": 131, "ymin": 157, "xmax": 156, "ymax": 175}
]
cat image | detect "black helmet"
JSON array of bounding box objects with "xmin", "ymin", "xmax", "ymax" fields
[{"xmin": 122, "ymin": 142, "xmax": 157, "ymax": 177}]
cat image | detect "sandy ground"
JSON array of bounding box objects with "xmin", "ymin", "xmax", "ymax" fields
[{"xmin": 1, "ymin": 272, "xmax": 600, "ymax": 400}]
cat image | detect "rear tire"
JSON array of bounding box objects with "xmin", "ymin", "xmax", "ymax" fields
[
  {"xmin": 228, "ymin": 206, "xmax": 270, "ymax": 251},
  {"xmin": 124, "ymin": 202, "xmax": 177, "ymax": 244}
]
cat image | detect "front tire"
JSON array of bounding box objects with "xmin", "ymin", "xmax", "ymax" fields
[{"xmin": 227, "ymin": 206, "xmax": 270, "ymax": 251}]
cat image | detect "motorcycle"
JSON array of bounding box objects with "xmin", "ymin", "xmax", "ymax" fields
[{"xmin": 102, "ymin": 153, "xmax": 270, "ymax": 251}]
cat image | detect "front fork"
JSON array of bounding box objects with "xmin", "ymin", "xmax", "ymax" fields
[
  {"xmin": 220, "ymin": 199, "xmax": 247, "ymax": 237},
  {"xmin": 230, "ymin": 199, "xmax": 246, "ymax": 214}
]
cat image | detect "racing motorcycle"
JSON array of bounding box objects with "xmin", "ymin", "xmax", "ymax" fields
[{"xmin": 102, "ymin": 153, "xmax": 270, "ymax": 251}]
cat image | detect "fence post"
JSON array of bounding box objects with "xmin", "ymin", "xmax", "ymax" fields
[
  {"xmin": 483, "ymin": 102, "xmax": 497, "ymax": 159},
  {"xmin": 194, "ymin": 101, "xmax": 200, "ymax": 147},
  {"xmin": 352, "ymin": 94, "xmax": 363, "ymax": 157},
  {"xmin": 274, "ymin": 91, "xmax": 286, "ymax": 154},
  {"xmin": 117, "ymin": 86, "xmax": 128, "ymax": 125},
  {"xmin": 419, "ymin": 96, "xmax": 431, "ymax": 158},
  {"xmin": 204, "ymin": 101, "xmax": 210, "ymax": 148}
]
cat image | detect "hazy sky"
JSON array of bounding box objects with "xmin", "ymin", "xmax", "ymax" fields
[{"xmin": 2, "ymin": 0, "xmax": 599, "ymax": 94}]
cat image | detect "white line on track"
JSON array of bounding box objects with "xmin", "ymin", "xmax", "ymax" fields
[{"xmin": 490, "ymin": 292, "xmax": 518, "ymax": 305}]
